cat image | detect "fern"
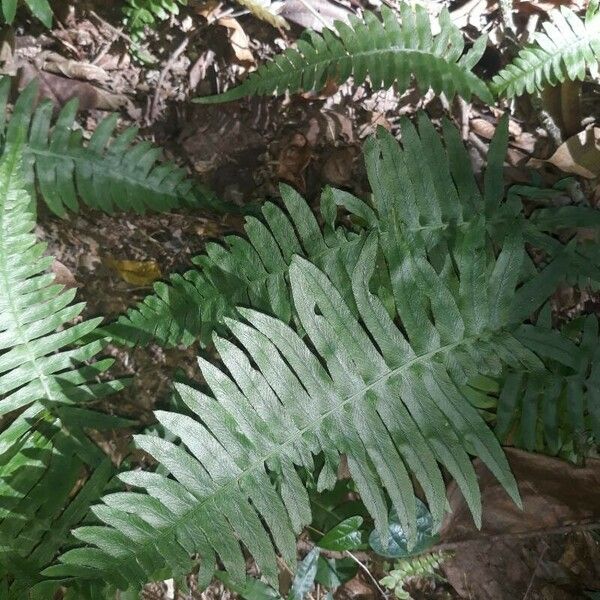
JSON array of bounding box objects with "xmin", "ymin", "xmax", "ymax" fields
[
  {"xmin": 123, "ymin": 0, "xmax": 186, "ymax": 43},
  {"xmin": 492, "ymin": 0, "xmax": 600, "ymax": 97},
  {"xmin": 0, "ymin": 144, "xmax": 127, "ymax": 455},
  {"xmin": 497, "ymin": 312, "xmax": 600, "ymax": 458},
  {"xmin": 195, "ymin": 5, "xmax": 493, "ymax": 104},
  {"xmin": 108, "ymin": 115, "xmax": 600, "ymax": 350},
  {"xmin": 0, "ymin": 145, "xmax": 134, "ymax": 597},
  {"xmin": 1, "ymin": 0, "xmax": 53, "ymax": 28},
  {"xmin": 0, "ymin": 77, "xmax": 223, "ymax": 216},
  {"xmin": 43, "ymin": 115, "xmax": 582, "ymax": 591}
]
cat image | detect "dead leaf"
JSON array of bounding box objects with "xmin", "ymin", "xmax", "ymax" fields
[
  {"xmin": 18, "ymin": 63, "xmax": 129, "ymax": 111},
  {"xmin": 40, "ymin": 51, "xmax": 109, "ymax": 83},
  {"xmin": 52, "ymin": 259, "xmax": 78, "ymax": 289},
  {"xmin": 277, "ymin": 132, "xmax": 312, "ymax": 191},
  {"xmin": 218, "ymin": 17, "xmax": 255, "ymax": 67},
  {"xmin": 546, "ymin": 127, "xmax": 600, "ymax": 178},
  {"xmin": 321, "ymin": 146, "xmax": 358, "ymax": 187},
  {"xmin": 105, "ymin": 258, "xmax": 162, "ymax": 286}
]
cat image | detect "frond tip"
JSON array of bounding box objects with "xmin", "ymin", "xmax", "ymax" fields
[
  {"xmin": 492, "ymin": 0, "xmax": 600, "ymax": 97},
  {"xmin": 195, "ymin": 5, "xmax": 493, "ymax": 104}
]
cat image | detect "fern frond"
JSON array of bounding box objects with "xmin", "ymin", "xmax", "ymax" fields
[
  {"xmin": 492, "ymin": 0, "xmax": 600, "ymax": 97},
  {"xmin": 195, "ymin": 5, "xmax": 493, "ymax": 104},
  {"xmin": 497, "ymin": 313, "xmax": 600, "ymax": 457},
  {"xmin": 45, "ymin": 121, "xmax": 576, "ymax": 591},
  {"xmin": 0, "ymin": 77, "xmax": 223, "ymax": 216},
  {"xmin": 0, "ymin": 423, "xmax": 120, "ymax": 598},
  {"xmin": 106, "ymin": 187, "xmax": 366, "ymax": 347},
  {"xmin": 109, "ymin": 114, "xmax": 600, "ymax": 351},
  {"xmin": 123, "ymin": 0, "xmax": 186, "ymax": 42},
  {"xmin": 0, "ymin": 144, "xmax": 127, "ymax": 455}
]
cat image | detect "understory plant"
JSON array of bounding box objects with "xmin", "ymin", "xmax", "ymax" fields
[
  {"xmin": 195, "ymin": 0, "xmax": 600, "ymax": 104},
  {"xmin": 0, "ymin": 1, "xmax": 599, "ymax": 591},
  {"xmin": 0, "ymin": 111, "xmax": 594, "ymax": 596}
]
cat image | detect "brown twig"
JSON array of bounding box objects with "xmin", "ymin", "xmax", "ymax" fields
[{"xmin": 433, "ymin": 521, "xmax": 600, "ymax": 551}]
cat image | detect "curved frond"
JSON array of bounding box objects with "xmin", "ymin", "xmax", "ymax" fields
[
  {"xmin": 195, "ymin": 5, "xmax": 493, "ymax": 104},
  {"xmin": 0, "ymin": 77, "xmax": 223, "ymax": 216},
  {"xmin": 492, "ymin": 0, "xmax": 600, "ymax": 97}
]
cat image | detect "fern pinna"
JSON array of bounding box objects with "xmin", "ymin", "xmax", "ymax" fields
[
  {"xmin": 44, "ymin": 114, "xmax": 600, "ymax": 593},
  {"xmin": 492, "ymin": 0, "xmax": 600, "ymax": 97},
  {"xmin": 0, "ymin": 77, "xmax": 223, "ymax": 216},
  {"xmin": 195, "ymin": 5, "xmax": 493, "ymax": 104},
  {"xmin": 0, "ymin": 145, "xmax": 132, "ymax": 597}
]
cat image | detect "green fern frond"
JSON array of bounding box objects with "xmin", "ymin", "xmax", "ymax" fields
[
  {"xmin": 497, "ymin": 313, "xmax": 600, "ymax": 458},
  {"xmin": 108, "ymin": 114, "xmax": 600, "ymax": 351},
  {"xmin": 492, "ymin": 0, "xmax": 600, "ymax": 97},
  {"xmin": 44, "ymin": 121, "xmax": 575, "ymax": 591},
  {"xmin": 0, "ymin": 145, "xmax": 127, "ymax": 456},
  {"xmin": 0, "ymin": 425, "xmax": 119, "ymax": 599},
  {"xmin": 123, "ymin": 0, "xmax": 186, "ymax": 42},
  {"xmin": 195, "ymin": 5, "xmax": 493, "ymax": 104},
  {"xmin": 1, "ymin": 0, "xmax": 53, "ymax": 27},
  {"xmin": 0, "ymin": 77, "xmax": 223, "ymax": 216}
]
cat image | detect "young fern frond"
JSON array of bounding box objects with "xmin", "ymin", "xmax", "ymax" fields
[
  {"xmin": 492, "ymin": 0, "xmax": 600, "ymax": 97},
  {"xmin": 0, "ymin": 145, "xmax": 126, "ymax": 457},
  {"xmin": 195, "ymin": 5, "xmax": 493, "ymax": 104},
  {"xmin": 0, "ymin": 77, "xmax": 223, "ymax": 216},
  {"xmin": 497, "ymin": 313, "xmax": 600, "ymax": 458},
  {"xmin": 45, "ymin": 120, "xmax": 583, "ymax": 592}
]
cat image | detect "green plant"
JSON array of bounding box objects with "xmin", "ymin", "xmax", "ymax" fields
[
  {"xmin": 0, "ymin": 144, "xmax": 132, "ymax": 597},
  {"xmin": 108, "ymin": 115, "xmax": 599, "ymax": 351},
  {"xmin": 380, "ymin": 552, "xmax": 450, "ymax": 600},
  {"xmin": 492, "ymin": 0, "xmax": 600, "ymax": 98},
  {"xmin": 43, "ymin": 114, "xmax": 598, "ymax": 592},
  {"xmin": 0, "ymin": 77, "xmax": 223, "ymax": 216},
  {"xmin": 497, "ymin": 311, "xmax": 600, "ymax": 459},
  {"xmin": 195, "ymin": 4, "xmax": 493, "ymax": 105},
  {"xmin": 123, "ymin": 0, "xmax": 187, "ymax": 43},
  {"xmin": 1, "ymin": 0, "xmax": 52, "ymax": 27}
]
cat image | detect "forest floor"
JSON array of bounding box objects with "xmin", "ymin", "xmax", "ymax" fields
[{"xmin": 2, "ymin": 0, "xmax": 600, "ymax": 597}]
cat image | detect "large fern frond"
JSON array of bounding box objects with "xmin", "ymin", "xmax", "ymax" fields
[
  {"xmin": 0, "ymin": 144, "xmax": 126, "ymax": 455},
  {"xmin": 122, "ymin": 0, "xmax": 186, "ymax": 42},
  {"xmin": 108, "ymin": 114, "xmax": 600, "ymax": 351},
  {"xmin": 0, "ymin": 77, "xmax": 223, "ymax": 216},
  {"xmin": 44, "ymin": 120, "xmax": 582, "ymax": 590},
  {"xmin": 1, "ymin": 0, "xmax": 53, "ymax": 27},
  {"xmin": 496, "ymin": 312, "xmax": 600, "ymax": 458},
  {"xmin": 195, "ymin": 5, "xmax": 493, "ymax": 104},
  {"xmin": 492, "ymin": 0, "xmax": 600, "ymax": 97}
]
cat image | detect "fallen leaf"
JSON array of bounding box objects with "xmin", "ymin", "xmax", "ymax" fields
[
  {"xmin": 546, "ymin": 127, "xmax": 600, "ymax": 179},
  {"xmin": 321, "ymin": 146, "xmax": 358, "ymax": 187},
  {"xmin": 218, "ymin": 17, "xmax": 255, "ymax": 67},
  {"xmin": 18, "ymin": 63, "xmax": 130, "ymax": 111},
  {"xmin": 277, "ymin": 132, "xmax": 312, "ymax": 191},
  {"xmin": 52, "ymin": 259, "xmax": 78, "ymax": 289},
  {"xmin": 40, "ymin": 51, "xmax": 109, "ymax": 83},
  {"xmin": 105, "ymin": 258, "xmax": 162, "ymax": 286}
]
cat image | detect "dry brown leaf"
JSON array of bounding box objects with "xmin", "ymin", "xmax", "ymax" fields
[
  {"xmin": 105, "ymin": 258, "xmax": 162, "ymax": 286},
  {"xmin": 40, "ymin": 51, "xmax": 109, "ymax": 83},
  {"xmin": 52, "ymin": 259, "xmax": 78, "ymax": 289},
  {"xmin": 277, "ymin": 132, "xmax": 312, "ymax": 191},
  {"xmin": 321, "ymin": 146, "xmax": 358, "ymax": 187},
  {"xmin": 218, "ymin": 17, "xmax": 255, "ymax": 67},
  {"xmin": 546, "ymin": 127, "xmax": 600, "ymax": 178}
]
